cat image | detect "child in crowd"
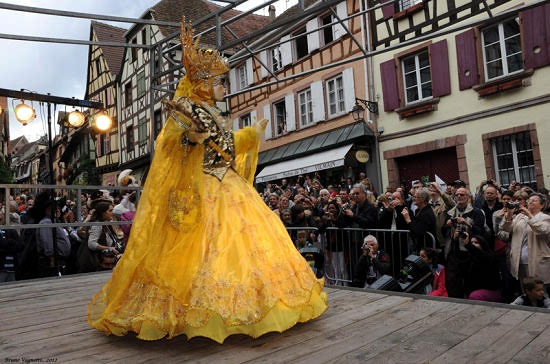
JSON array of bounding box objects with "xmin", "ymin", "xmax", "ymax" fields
[
  {"xmin": 511, "ymin": 277, "xmax": 550, "ymax": 308},
  {"xmin": 420, "ymin": 247, "xmax": 448, "ymax": 297},
  {"xmin": 295, "ymin": 230, "xmax": 308, "ymax": 250}
]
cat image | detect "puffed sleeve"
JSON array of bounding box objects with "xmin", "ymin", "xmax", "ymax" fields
[{"xmin": 233, "ymin": 126, "xmax": 260, "ymax": 184}]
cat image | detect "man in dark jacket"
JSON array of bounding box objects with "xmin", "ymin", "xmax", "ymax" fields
[
  {"xmin": 343, "ymin": 184, "xmax": 378, "ymax": 229},
  {"xmin": 402, "ymin": 187, "xmax": 437, "ymax": 252}
]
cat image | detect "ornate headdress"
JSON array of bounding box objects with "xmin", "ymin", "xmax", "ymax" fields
[{"xmin": 180, "ymin": 17, "xmax": 229, "ymax": 90}]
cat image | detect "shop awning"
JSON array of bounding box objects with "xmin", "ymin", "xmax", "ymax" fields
[{"xmin": 255, "ymin": 144, "xmax": 353, "ymax": 183}]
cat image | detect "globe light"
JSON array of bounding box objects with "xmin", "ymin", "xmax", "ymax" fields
[
  {"xmin": 68, "ymin": 110, "xmax": 86, "ymax": 128},
  {"xmin": 14, "ymin": 102, "xmax": 36, "ymax": 125},
  {"xmin": 95, "ymin": 111, "xmax": 112, "ymax": 132}
]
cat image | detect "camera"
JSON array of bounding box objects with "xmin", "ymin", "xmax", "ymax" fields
[
  {"xmin": 486, "ymin": 180, "xmax": 494, "ymax": 186},
  {"xmin": 505, "ymin": 202, "xmax": 520, "ymax": 209},
  {"xmin": 450, "ymin": 217, "xmax": 458, "ymax": 224}
]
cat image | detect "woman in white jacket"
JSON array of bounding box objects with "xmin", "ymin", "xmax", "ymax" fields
[{"xmin": 500, "ymin": 193, "xmax": 550, "ymax": 293}]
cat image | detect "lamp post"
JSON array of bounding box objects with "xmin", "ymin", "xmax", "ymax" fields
[{"xmin": 1, "ymin": 88, "xmax": 106, "ymax": 184}]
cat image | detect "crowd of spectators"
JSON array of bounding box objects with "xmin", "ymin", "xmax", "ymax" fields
[
  {"xmin": 261, "ymin": 173, "xmax": 550, "ymax": 307},
  {"xmin": 2, "ymin": 172, "xmax": 549, "ymax": 309},
  {"xmin": 0, "ymin": 189, "xmax": 136, "ymax": 280}
]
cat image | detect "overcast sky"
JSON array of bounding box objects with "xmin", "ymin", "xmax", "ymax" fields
[{"xmin": 0, "ymin": 0, "xmax": 297, "ymax": 142}]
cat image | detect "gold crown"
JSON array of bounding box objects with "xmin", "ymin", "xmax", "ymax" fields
[{"xmin": 180, "ymin": 17, "xmax": 229, "ymax": 82}]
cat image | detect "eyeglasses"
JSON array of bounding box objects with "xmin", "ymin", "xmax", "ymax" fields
[{"xmin": 456, "ymin": 193, "xmax": 467, "ymax": 196}]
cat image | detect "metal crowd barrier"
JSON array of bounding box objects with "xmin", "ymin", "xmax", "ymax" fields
[
  {"xmin": 287, "ymin": 226, "xmax": 436, "ymax": 287},
  {"xmin": 0, "ymin": 184, "xmax": 141, "ymax": 230}
]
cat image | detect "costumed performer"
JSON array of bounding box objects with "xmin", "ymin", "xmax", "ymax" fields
[{"xmin": 87, "ymin": 17, "xmax": 327, "ymax": 343}]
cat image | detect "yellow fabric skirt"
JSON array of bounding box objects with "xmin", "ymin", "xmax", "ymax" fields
[{"xmin": 87, "ymin": 119, "xmax": 327, "ymax": 344}]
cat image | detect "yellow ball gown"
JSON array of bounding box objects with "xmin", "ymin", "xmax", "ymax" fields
[{"xmin": 87, "ymin": 79, "xmax": 327, "ymax": 344}]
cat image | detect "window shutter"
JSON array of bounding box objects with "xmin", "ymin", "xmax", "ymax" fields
[
  {"xmin": 280, "ymin": 35, "xmax": 292, "ymax": 67},
  {"xmin": 250, "ymin": 110, "xmax": 257, "ymax": 124},
  {"xmin": 246, "ymin": 58, "xmax": 254, "ymax": 85},
  {"xmin": 285, "ymin": 93, "xmax": 296, "ymax": 132},
  {"xmin": 382, "ymin": 2, "xmax": 396, "ymax": 19},
  {"xmin": 263, "ymin": 104, "xmax": 272, "ymax": 140},
  {"xmin": 342, "ymin": 67, "xmax": 356, "ymax": 113},
  {"xmin": 380, "ymin": 59, "xmax": 399, "ymax": 111},
  {"xmin": 306, "ymin": 18, "xmax": 320, "ymax": 53},
  {"xmin": 521, "ymin": 3, "xmax": 550, "ymax": 69},
  {"xmin": 334, "ymin": 2, "xmax": 349, "ymax": 39},
  {"xmin": 429, "ymin": 39, "xmax": 451, "ymax": 97},
  {"xmin": 310, "ymin": 80, "xmax": 325, "ymax": 123},
  {"xmin": 233, "ymin": 118, "xmax": 239, "ymax": 131},
  {"xmin": 229, "ymin": 68, "xmax": 237, "ymax": 93},
  {"xmin": 96, "ymin": 135, "xmax": 102, "ymax": 156},
  {"xmin": 455, "ymin": 29, "xmax": 479, "ymax": 90},
  {"xmin": 260, "ymin": 50, "xmax": 268, "ymax": 78}
]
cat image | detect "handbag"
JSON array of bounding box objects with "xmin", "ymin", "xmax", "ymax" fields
[{"xmin": 494, "ymin": 238, "xmax": 508, "ymax": 256}]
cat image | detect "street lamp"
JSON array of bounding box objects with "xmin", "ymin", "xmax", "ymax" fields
[
  {"xmin": 351, "ymin": 103, "xmax": 365, "ymax": 122},
  {"xmin": 93, "ymin": 111, "xmax": 113, "ymax": 132},
  {"xmin": 14, "ymin": 101, "xmax": 36, "ymax": 125},
  {"xmin": 68, "ymin": 109, "xmax": 85, "ymax": 128},
  {"xmin": 352, "ymin": 98, "xmax": 378, "ymax": 122}
]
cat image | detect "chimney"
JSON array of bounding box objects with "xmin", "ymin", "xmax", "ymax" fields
[{"xmin": 268, "ymin": 5, "xmax": 276, "ymax": 21}]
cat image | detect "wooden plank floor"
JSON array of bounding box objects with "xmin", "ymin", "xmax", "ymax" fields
[{"xmin": 1, "ymin": 272, "xmax": 549, "ymax": 363}]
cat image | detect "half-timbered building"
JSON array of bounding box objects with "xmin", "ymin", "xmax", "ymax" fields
[
  {"xmin": 85, "ymin": 21, "xmax": 125, "ymax": 186},
  {"xmin": 373, "ymin": 0, "xmax": 550, "ymax": 190},
  {"xmin": 118, "ymin": 0, "xmax": 269, "ymax": 182},
  {"xmin": 229, "ymin": 0, "xmax": 380, "ymax": 190}
]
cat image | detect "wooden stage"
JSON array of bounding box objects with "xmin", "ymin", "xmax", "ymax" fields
[{"xmin": 1, "ymin": 272, "xmax": 549, "ymax": 363}]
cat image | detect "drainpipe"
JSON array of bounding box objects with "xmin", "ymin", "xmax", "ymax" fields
[{"xmin": 359, "ymin": 0, "xmax": 383, "ymax": 193}]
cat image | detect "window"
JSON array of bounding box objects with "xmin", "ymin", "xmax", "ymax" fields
[
  {"xmin": 131, "ymin": 38, "xmax": 138, "ymax": 62},
  {"xmin": 138, "ymin": 119, "xmax": 147, "ymax": 146},
  {"xmin": 326, "ymin": 75, "xmax": 345, "ymax": 116},
  {"xmin": 153, "ymin": 109, "xmax": 162, "ymax": 138},
  {"xmin": 137, "ymin": 71, "xmax": 146, "ymax": 98},
  {"xmin": 124, "ymin": 81, "xmax": 132, "ymax": 107},
  {"xmin": 240, "ymin": 113, "xmax": 251, "ymax": 128},
  {"xmin": 402, "ymin": 50, "xmax": 432, "ymax": 104},
  {"xmin": 238, "ymin": 65, "xmax": 248, "ymax": 90},
  {"xmin": 273, "ymin": 100, "xmax": 286, "ymax": 136},
  {"xmin": 481, "ymin": 18, "xmax": 522, "ymax": 81},
  {"xmin": 102, "ymin": 134, "xmax": 109, "ymax": 155},
  {"xmin": 492, "ymin": 132, "xmax": 536, "ymax": 188},
  {"xmin": 95, "ymin": 59, "xmax": 102, "ymax": 76},
  {"xmin": 399, "ymin": 0, "xmax": 422, "ymax": 11},
  {"xmin": 271, "ymin": 47, "xmax": 282, "ymax": 72},
  {"xmin": 126, "ymin": 125, "xmax": 134, "ymax": 152},
  {"xmin": 295, "ymin": 28, "xmax": 309, "ymax": 59},
  {"xmin": 298, "ymin": 89, "xmax": 313, "ymax": 126},
  {"xmin": 321, "ymin": 14, "xmax": 334, "ymax": 45}
]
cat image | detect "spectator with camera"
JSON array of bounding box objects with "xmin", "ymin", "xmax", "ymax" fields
[
  {"xmin": 401, "ymin": 187, "xmax": 437, "ymax": 252},
  {"xmin": 320, "ymin": 201, "xmax": 348, "ymax": 284},
  {"xmin": 428, "ymin": 182, "xmax": 455, "ymax": 246},
  {"xmin": 443, "ymin": 187, "xmax": 486, "ymax": 298},
  {"xmin": 351, "ymin": 235, "xmax": 391, "ymax": 288},
  {"xmin": 77, "ymin": 199, "xmax": 123, "ymax": 272},
  {"xmin": 500, "ymin": 192, "xmax": 550, "ymax": 295},
  {"xmin": 492, "ymin": 190, "xmax": 521, "ymax": 302},
  {"xmin": 479, "ymin": 183, "xmax": 503, "ymax": 244}
]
